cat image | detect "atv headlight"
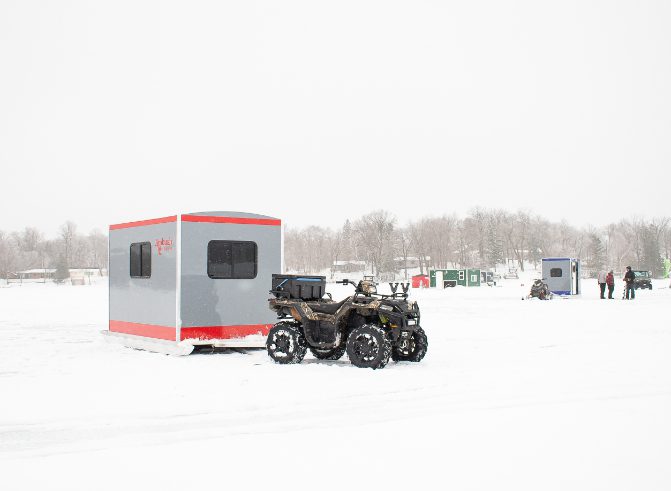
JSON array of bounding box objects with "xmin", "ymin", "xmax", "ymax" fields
[{"xmin": 380, "ymin": 304, "xmax": 393, "ymax": 312}]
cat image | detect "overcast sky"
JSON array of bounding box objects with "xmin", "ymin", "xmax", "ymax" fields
[{"xmin": 1, "ymin": 0, "xmax": 669, "ymax": 236}]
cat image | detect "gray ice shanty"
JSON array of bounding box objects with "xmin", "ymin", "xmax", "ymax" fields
[
  {"xmin": 107, "ymin": 211, "xmax": 281, "ymax": 354},
  {"xmin": 542, "ymin": 257, "xmax": 581, "ymax": 296}
]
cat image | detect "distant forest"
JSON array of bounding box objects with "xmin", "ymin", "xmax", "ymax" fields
[
  {"xmin": 0, "ymin": 222, "xmax": 107, "ymax": 279},
  {"xmin": 1, "ymin": 211, "xmax": 670, "ymax": 280},
  {"xmin": 284, "ymin": 209, "xmax": 671, "ymax": 279}
]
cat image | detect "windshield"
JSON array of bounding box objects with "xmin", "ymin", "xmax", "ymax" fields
[{"xmin": 633, "ymin": 271, "xmax": 650, "ymax": 278}]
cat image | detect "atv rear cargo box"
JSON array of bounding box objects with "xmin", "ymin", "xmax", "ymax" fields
[{"xmin": 271, "ymin": 274, "xmax": 325, "ymax": 300}]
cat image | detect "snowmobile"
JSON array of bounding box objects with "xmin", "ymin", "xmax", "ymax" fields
[
  {"xmin": 528, "ymin": 278, "xmax": 552, "ymax": 300},
  {"xmin": 266, "ymin": 275, "xmax": 428, "ymax": 369}
]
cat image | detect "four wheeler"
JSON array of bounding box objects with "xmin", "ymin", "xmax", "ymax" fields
[
  {"xmin": 528, "ymin": 278, "xmax": 552, "ymax": 300},
  {"xmin": 266, "ymin": 276, "xmax": 428, "ymax": 369}
]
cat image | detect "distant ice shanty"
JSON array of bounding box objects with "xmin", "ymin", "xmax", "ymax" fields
[
  {"xmin": 542, "ymin": 258, "xmax": 581, "ymax": 296},
  {"xmin": 107, "ymin": 211, "xmax": 281, "ymax": 354},
  {"xmin": 430, "ymin": 269, "xmax": 481, "ymax": 288}
]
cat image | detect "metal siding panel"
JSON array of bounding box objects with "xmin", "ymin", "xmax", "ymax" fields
[
  {"xmin": 109, "ymin": 222, "xmax": 178, "ymax": 330},
  {"xmin": 180, "ymin": 221, "xmax": 281, "ymax": 329},
  {"xmin": 543, "ymin": 259, "xmax": 571, "ymax": 294}
]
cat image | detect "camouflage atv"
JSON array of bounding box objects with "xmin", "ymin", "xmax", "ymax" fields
[{"xmin": 266, "ymin": 275, "xmax": 427, "ymax": 369}]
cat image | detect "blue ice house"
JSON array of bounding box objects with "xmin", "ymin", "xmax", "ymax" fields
[{"xmin": 541, "ymin": 258, "xmax": 581, "ymax": 295}]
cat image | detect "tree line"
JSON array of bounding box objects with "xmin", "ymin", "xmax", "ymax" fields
[
  {"xmin": 0, "ymin": 221, "xmax": 107, "ymax": 280},
  {"xmin": 285, "ymin": 210, "xmax": 671, "ymax": 279},
  {"xmin": 2, "ymin": 211, "xmax": 669, "ymax": 281}
]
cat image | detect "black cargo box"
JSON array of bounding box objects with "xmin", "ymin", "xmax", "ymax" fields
[{"xmin": 271, "ymin": 274, "xmax": 326, "ymax": 300}]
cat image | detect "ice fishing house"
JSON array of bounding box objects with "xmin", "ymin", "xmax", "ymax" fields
[
  {"xmin": 429, "ymin": 269, "xmax": 481, "ymax": 288},
  {"xmin": 107, "ymin": 211, "xmax": 282, "ymax": 354},
  {"xmin": 541, "ymin": 258, "xmax": 581, "ymax": 296}
]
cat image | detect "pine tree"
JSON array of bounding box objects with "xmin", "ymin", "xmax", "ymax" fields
[
  {"xmin": 641, "ymin": 226, "xmax": 663, "ymax": 276},
  {"xmin": 587, "ymin": 233, "xmax": 607, "ymax": 273},
  {"xmin": 485, "ymin": 220, "xmax": 504, "ymax": 269},
  {"xmin": 54, "ymin": 254, "xmax": 70, "ymax": 284}
]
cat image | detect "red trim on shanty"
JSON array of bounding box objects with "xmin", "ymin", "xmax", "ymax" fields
[
  {"xmin": 180, "ymin": 324, "xmax": 272, "ymax": 341},
  {"xmin": 109, "ymin": 320, "xmax": 176, "ymax": 341},
  {"xmin": 110, "ymin": 215, "xmax": 177, "ymax": 231},
  {"xmin": 109, "ymin": 320, "xmax": 272, "ymax": 342},
  {"xmin": 182, "ymin": 215, "xmax": 281, "ymax": 226}
]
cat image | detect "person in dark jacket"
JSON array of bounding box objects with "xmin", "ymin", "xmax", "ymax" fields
[
  {"xmin": 606, "ymin": 270, "xmax": 615, "ymax": 299},
  {"xmin": 623, "ymin": 266, "xmax": 636, "ymax": 300}
]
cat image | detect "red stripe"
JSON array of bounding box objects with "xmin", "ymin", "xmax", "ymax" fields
[
  {"xmin": 110, "ymin": 215, "xmax": 177, "ymax": 230},
  {"xmin": 109, "ymin": 321, "xmax": 271, "ymax": 342},
  {"xmin": 182, "ymin": 215, "xmax": 281, "ymax": 226},
  {"xmin": 109, "ymin": 320, "xmax": 176, "ymax": 341},
  {"xmin": 180, "ymin": 324, "xmax": 272, "ymax": 341}
]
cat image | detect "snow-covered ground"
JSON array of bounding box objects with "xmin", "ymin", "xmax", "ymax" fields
[{"xmin": 1, "ymin": 278, "xmax": 670, "ymax": 490}]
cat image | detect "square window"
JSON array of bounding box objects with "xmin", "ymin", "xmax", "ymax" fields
[{"xmin": 208, "ymin": 241, "xmax": 257, "ymax": 279}]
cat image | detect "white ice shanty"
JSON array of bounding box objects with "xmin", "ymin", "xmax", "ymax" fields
[
  {"xmin": 106, "ymin": 211, "xmax": 282, "ymax": 354},
  {"xmin": 541, "ymin": 257, "xmax": 581, "ymax": 296}
]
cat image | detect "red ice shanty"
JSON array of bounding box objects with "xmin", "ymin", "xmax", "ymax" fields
[{"xmin": 106, "ymin": 211, "xmax": 282, "ymax": 354}]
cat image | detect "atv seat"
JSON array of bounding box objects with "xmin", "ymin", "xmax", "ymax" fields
[{"xmin": 305, "ymin": 298, "xmax": 348, "ymax": 315}]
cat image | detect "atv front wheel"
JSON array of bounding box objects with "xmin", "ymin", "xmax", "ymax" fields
[
  {"xmin": 346, "ymin": 325, "xmax": 391, "ymax": 369},
  {"xmin": 309, "ymin": 344, "xmax": 346, "ymax": 360},
  {"xmin": 266, "ymin": 322, "xmax": 307, "ymax": 364},
  {"xmin": 391, "ymin": 327, "xmax": 428, "ymax": 362}
]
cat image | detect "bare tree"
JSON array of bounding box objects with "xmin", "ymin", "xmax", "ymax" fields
[
  {"xmin": 59, "ymin": 221, "xmax": 77, "ymax": 268},
  {"xmin": 87, "ymin": 230, "xmax": 108, "ymax": 272},
  {"xmin": 395, "ymin": 227, "xmax": 413, "ymax": 280},
  {"xmin": 353, "ymin": 210, "xmax": 396, "ymax": 277},
  {"xmin": 328, "ymin": 229, "xmax": 344, "ymax": 279},
  {"xmin": 0, "ymin": 231, "xmax": 17, "ymax": 281}
]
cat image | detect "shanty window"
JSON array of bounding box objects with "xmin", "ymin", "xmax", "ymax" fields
[
  {"xmin": 550, "ymin": 268, "xmax": 562, "ymax": 278},
  {"xmin": 208, "ymin": 241, "xmax": 257, "ymax": 279},
  {"xmin": 130, "ymin": 242, "xmax": 151, "ymax": 278}
]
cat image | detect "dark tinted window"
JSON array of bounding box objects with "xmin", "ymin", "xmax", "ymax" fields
[
  {"xmin": 208, "ymin": 241, "xmax": 257, "ymax": 279},
  {"xmin": 130, "ymin": 242, "xmax": 151, "ymax": 278},
  {"xmin": 550, "ymin": 268, "xmax": 562, "ymax": 278}
]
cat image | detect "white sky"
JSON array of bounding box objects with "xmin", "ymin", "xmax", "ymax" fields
[{"xmin": 1, "ymin": 0, "xmax": 670, "ymax": 236}]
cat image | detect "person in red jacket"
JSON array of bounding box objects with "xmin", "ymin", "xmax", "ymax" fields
[{"xmin": 606, "ymin": 270, "xmax": 615, "ymax": 299}]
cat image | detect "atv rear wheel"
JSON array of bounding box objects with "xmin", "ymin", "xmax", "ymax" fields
[
  {"xmin": 266, "ymin": 322, "xmax": 307, "ymax": 364},
  {"xmin": 346, "ymin": 324, "xmax": 391, "ymax": 369},
  {"xmin": 391, "ymin": 327, "xmax": 428, "ymax": 362},
  {"xmin": 309, "ymin": 344, "xmax": 346, "ymax": 360}
]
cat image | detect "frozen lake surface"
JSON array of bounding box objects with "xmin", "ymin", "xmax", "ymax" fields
[{"xmin": 1, "ymin": 279, "xmax": 670, "ymax": 490}]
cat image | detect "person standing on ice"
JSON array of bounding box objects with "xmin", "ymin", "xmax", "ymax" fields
[
  {"xmin": 623, "ymin": 266, "xmax": 636, "ymax": 300},
  {"xmin": 597, "ymin": 270, "xmax": 608, "ymax": 299},
  {"xmin": 606, "ymin": 270, "xmax": 615, "ymax": 299}
]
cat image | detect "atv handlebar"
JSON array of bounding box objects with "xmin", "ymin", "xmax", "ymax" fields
[
  {"xmin": 335, "ymin": 278, "xmax": 409, "ymax": 299},
  {"xmin": 336, "ymin": 279, "xmax": 358, "ymax": 288}
]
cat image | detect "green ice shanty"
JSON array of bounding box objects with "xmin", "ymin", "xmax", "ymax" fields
[{"xmin": 429, "ymin": 269, "xmax": 481, "ymax": 288}]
